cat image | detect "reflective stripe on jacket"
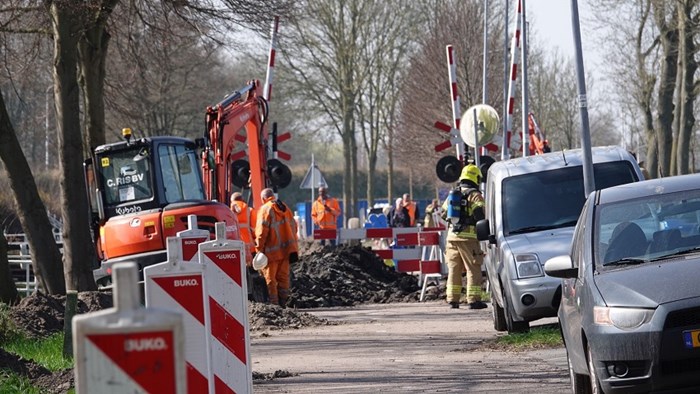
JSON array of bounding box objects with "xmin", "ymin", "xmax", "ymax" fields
[
  {"xmin": 311, "ymin": 197, "xmax": 341, "ymax": 229},
  {"xmin": 255, "ymin": 197, "xmax": 298, "ymax": 261}
]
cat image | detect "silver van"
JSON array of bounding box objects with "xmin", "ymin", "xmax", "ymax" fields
[{"xmin": 476, "ymin": 146, "xmax": 644, "ymax": 333}]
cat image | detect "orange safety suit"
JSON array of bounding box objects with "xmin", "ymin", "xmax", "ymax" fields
[
  {"xmin": 255, "ymin": 196, "xmax": 298, "ymax": 306},
  {"xmin": 230, "ymin": 199, "xmax": 257, "ymax": 252},
  {"xmin": 405, "ymin": 201, "xmax": 418, "ymax": 227},
  {"xmin": 311, "ymin": 196, "xmax": 341, "ymax": 229}
]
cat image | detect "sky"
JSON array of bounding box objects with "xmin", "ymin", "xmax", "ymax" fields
[{"xmin": 526, "ymin": 0, "xmax": 592, "ymax": 60}]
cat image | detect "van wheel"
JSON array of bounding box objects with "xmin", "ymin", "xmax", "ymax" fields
[
  {"xmin": 503, "ymin": 286, "xmax": 529, "ymax": 333},
  {"xmin": 492, "ymin": 288, "xmax": 507, "ymax": 332}
]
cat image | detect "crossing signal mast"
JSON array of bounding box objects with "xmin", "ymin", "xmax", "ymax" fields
[{"xmin": 434, "ymin": 45, "xmax": 499, "ymax": 183}]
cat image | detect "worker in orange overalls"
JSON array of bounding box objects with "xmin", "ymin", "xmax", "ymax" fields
[
  {"xmin": 255, "ymin": 188, "xmax": 298, "ymax": 307},
  {"xmin": 230, "ymin": 192, "xmax": 257, "ymax": 255},
  {"xmin": 402, "ymin": 193, "xmax": 420, "ymax": 227},
  {"xmin": 311, "ymin": 186, "xmax": 341, "ymax": 245}
]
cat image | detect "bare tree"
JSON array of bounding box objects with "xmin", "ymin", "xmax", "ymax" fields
[
  {"xmin": 282, "ymin": 0, "xmax": 378, "ymax": 219},
  {"xmin": 397, "ymin": 0, "xmax": 505, "ymax": 188},
  {"xmin": 0, "ymin": 232, "xmax": 19, "ymax": 304},
  {"xmin": 675, "ymin": 0, "xmax": 699, "ymax": 175},
  {"xmin": 590, "ymin": 0, "xmax": 660, "ymax": 176},
  {"xmin": 0, "ymin": 86, "xmax": 65, "ymax": 294},
  {"xmin": 652, "ymin": 0, "xmax": 679, "ymax": 177},
  {"xmin": 356, "ymin": 2, "xmax": 421, "ymax": 205}
]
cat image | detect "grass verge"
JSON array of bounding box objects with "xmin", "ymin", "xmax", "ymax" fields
[
  {"xmin": 3, "ymin": 332, "xmax": 73, "ymax": 371},
  {"xmin": 493, "ymin": 324, "xmax": 563, "ymax": 351},
  {"xmin": 0, "ymin": 370, "xmax": 40, "ymax": 394}
]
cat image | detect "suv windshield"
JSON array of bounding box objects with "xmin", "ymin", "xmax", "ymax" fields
[
  {"xmin": 595, "ymin": 188, "xmax": 700, "ymax": 268},
  {"xmin": 97, "ymin": 146, "xmax": 154, "ymax": 205},
  {"xmin": 503, "ymin": 161, "xmax": 638, "ymax": 235}
]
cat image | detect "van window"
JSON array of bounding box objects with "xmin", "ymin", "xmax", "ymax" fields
[{"xmin": 502, "ymin": 161, "xmax": 638, "ymax": 235}]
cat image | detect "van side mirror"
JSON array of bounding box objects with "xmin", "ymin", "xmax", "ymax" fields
[
  {"xmin": 544, "ymin": 255, "xmax": 577, "ymax": 279},
  {"xmin": 476, "ymin": 219, "xmax": 494, "ymax": 244}
]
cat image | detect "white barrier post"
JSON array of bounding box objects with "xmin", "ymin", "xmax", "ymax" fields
[
  {"xmin": 144, "ymin": 237, "xmax": 212, "ymax": 393},
  {"xmin": 177, "ymin": 215, "xmax": 211, "ymax": 262},
  {"xmin": 198, "ymin": 222, "xmax": 252, "ymax": 394},
  {"xmin": 73, "ymin": 262, "xmax": 186, "ymax": 394}
]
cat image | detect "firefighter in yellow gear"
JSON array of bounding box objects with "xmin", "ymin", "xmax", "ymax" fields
[{"xmin": 441, "ymin": 164, "xmax": 487, "ymax": 310}]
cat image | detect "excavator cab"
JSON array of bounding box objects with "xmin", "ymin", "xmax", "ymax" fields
[{"xmin": 86, "ymin": 132, "xmax": 238, "ymax": 285}]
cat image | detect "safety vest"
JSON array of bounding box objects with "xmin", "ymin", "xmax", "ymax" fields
[
  {"xmin": 255, "ymin": 198, "xmax": 298, "ymax": 261},
  {"xmin": 441, "ymin": 187, "xmax": 484, "ymax": 240},
  {"xmin": 231, "ymin": 200, "xmax": 256, "ymax": 249},
  {"xmin": 312, "ymin": 197, "xmax": 341, "ymax": 229},
  {"xmin": 405, "ymin": 202, "xmax": 417, "ymax": 226}
]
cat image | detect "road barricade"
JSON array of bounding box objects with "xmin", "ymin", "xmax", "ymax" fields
[
  {"xmin": 73, "ymin": 262, "xmax": 186, "ymax": 394},
  {"xmin": 198, "ymin": 222, "xmax": 252, "ymax": 394},
  {"xmin": 144, "ymin": 237, "xmax": 211, "ymax": 393},
  {"xmin": 313, "ymin": 225, "xmax": 447, "ymax": 294}
]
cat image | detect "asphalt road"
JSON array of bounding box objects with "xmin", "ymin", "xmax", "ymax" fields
[{"xmin": 251, "ymin": 301, "xmax": 570, "ymax": 393}]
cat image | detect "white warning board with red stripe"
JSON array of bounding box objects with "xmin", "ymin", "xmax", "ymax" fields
[
  {"xmin": 144, "ymin": 237, "xmax": 212, "ymax": 394},
  {"xmin": 74, "ymin": 262, "xmax": 186, "ymax": 394},
  {"xmin": 198, "ymin": 222, "xmax": 252, "ymax": 394}
]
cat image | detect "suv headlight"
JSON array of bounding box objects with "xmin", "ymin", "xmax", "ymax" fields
[
  {"xmin": 515, "ymin": 253, "xmax": 543, "ymax": 279},
  {"xmin": 593, "ymin": 306, "xmax": 654, "ymax": 330}
]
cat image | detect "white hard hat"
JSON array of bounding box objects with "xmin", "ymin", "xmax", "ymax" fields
[{"xmin": 252, "ymin": 253, "xmax": 268, "ymax": 270}]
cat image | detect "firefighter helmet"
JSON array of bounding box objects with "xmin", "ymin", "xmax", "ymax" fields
[{"xmin": 459, "ymin": 164, "xmax": 482, "ymax": 185}]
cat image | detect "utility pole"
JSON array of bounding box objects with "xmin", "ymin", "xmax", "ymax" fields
[{"xmin": 571, "ymin": 0, "xmax": 595, "ymax": 196}]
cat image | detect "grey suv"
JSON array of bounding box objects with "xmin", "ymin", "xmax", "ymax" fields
[{"xmin": 476, "ymin": 146, "xmax": 643, "ymax": 333}]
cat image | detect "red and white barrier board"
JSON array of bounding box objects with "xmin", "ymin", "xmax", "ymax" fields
[
  {"xmin": 73, "ymin": 262, "xmax": 186, "ymax": 394},
  {"xmin": 145, "ymin": 237, "xmax": 212, "ymax": 394},
  {"xmin": 198, "ymin": 222, "xmax": 252, "ymax": 394},
  {"xmin": 178, "ymin": 214, "xmax": 211, "ymax": 262}
]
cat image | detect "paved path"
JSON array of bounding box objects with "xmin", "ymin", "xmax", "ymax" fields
[{"xmin": 251, "ymin": 301, "xmax": 570, "ymax": 393}]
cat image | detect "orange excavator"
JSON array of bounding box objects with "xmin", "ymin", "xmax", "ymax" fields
[
  {"xmin": 527, "ymin": 112, "xmax": 551, "ymax": 155},
  {"xmin": 84, "ymin": 80, "xmax": 291, "ymax": 291}
]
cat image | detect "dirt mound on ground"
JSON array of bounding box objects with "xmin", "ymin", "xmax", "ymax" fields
[
  {"xmin": 248, "ymin": 303, "xmax": 333, "ymax": 331},
  {"xmin": 8, "ymin": 291, "xmax": 113, "ymax": 339},
  {"xmin": 288, "ymin": 244, "xmax": 421, "ymax": 308},
  {"xmin": 0, "ymin": 348, "xmax": 72, "ymax": 394}
]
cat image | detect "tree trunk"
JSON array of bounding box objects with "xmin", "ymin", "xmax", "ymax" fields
[
  {"xmin": 676, "ymin": 1, "xmax": 696, "ymax": 175},
  {"xmin": 0, "ymin": 88, "xmax": 65, "ymax": 295},
  {"xmin": 0, "ymin": 232, "xmax": 20, "ymax": 305},
  {"xmin": 78, "ymin": 26, "xmax": 110, "ymax": 153},
  {"xmin": 50, "ymin": 2, "xmax": 98, "ymax": 291},
  {"xmin": 652, "ymin": 2, "xmax": 678, "ymax": 178}
]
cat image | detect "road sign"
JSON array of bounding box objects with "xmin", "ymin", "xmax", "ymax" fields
[{"xmin": 299, "ymin": 163, "xmax": 327, "ymax": 189}]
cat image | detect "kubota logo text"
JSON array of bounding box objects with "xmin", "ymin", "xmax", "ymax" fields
[
  {"xmin": 124, "ymin": 337, "xmax": 167, "ymax": 352},
  {"xmin": 115, "ymin": 205, "xmax": 142, "ymax": 215}
]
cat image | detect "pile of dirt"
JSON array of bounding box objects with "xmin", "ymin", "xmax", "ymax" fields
[
  {"xmin": 8, "ymin": 291, "xmax": 113, "ymax": 339},
  {"xmin": 288, "ymin": 244, "xmax": 422, "ymax": 308},
  {"xmin": 248, "ymin": 303, "xmax": 332, "ymax": 331}
]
